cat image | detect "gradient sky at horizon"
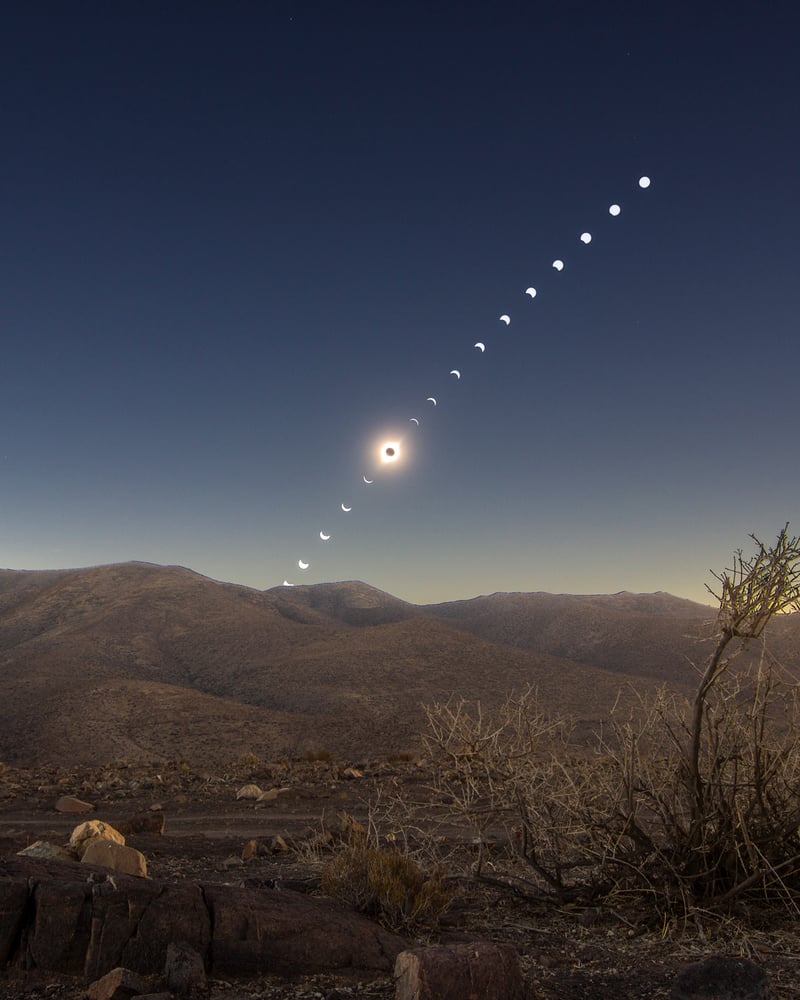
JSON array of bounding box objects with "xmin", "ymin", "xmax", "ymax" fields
[{"xmin": 1, "ymin": 2, "xmax": 798, "ymax": 607}]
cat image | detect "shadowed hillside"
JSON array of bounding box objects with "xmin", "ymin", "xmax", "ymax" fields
[{"xmin": 0, "ymin": 562, "xmax": 796, "ymax": 767}]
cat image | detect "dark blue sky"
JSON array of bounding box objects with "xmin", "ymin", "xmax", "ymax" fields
[{"xmin": 2, "ymin": 2, "xmax": 798, "ymax": 604}]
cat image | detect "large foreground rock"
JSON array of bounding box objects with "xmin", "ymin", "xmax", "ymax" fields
[{"xmin": 0, "ymin": 857, "xmax": 404, "ymax": 981}]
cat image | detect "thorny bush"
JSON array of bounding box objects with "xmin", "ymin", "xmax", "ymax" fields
[{"xmin": 386, "ymin": 526, "xmax": 800, "ymax": 931}]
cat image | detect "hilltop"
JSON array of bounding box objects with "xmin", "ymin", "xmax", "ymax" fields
[{"xmin": 0, "ymin": 562, "xmax": 796, "ymax": 766}]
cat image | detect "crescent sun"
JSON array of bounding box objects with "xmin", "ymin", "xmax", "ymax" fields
[
  {"xmin": 298, "ymin": 559, "xmax": 309, "ymax": 570},
  {"xmin": 450, "ymin": 369, "xmax": 461, "ymax": 379},
  {"xmin": 363, "ymin": 475, "xmax": 374, "ymax": 484},
  {"xmin": 525, "ymin": 287, "xmax": 537, "ymax": 298},
  {"xmin": 474, "ymin": 342, "xmax": 485, "ymax": 352},
  {"xmin": 409, "ymin": 417, "xmax": 420, "ymax": 425},
  {"xmin": 319, "ymin": 531, "xmax": 331, "ymax": 540},
  {"xmin": 282, "ymin": 580, "xmax": 294, "ymax": 587},
  {"xmin": 427, "ymin": 397, "xmax": 437, "ymax": 406},
  {"xmin": 341, "ymin": 503, "xmax": 352, "ymax": 512},
  {"xmin": 499, "ymin": 314, "xmax": 510, "ymax": 325}
]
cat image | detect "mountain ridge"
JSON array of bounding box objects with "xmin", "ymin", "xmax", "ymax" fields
[{"xmin": 0, "ymin": 562, "xmax": 796, "ymax": 767}]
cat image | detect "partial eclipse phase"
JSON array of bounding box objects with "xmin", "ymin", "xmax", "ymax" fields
[{"xmin": 286, "ymin": 174, "xmax": 652, "ymax": 585}]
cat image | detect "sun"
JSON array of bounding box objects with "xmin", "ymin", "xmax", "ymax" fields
[{"xmin": 380, "ymin": 440, "xmax": 401, "ymax": 464}]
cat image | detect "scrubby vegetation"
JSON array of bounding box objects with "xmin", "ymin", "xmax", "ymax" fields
[{"xmin": 375, "ymin": 526, "xmax": 800, "ymax": 933}]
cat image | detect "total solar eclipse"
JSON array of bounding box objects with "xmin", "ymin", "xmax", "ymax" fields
[{"xmin": 284, "ymin": 176, "xmax": 652, "ymax": 585}]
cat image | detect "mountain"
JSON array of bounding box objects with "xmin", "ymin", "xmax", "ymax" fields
[
  {"xmin": 423, "ymin": 591, "xmax": 718, "ymax": 684},
  {"xmin": 0, "ymin": 562, "xmax": 796, "ymax": 767}
]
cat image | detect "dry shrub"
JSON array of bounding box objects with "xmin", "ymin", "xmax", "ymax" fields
[
  {"xmin": 414, "ymin": 528, "xmax": 800, "ymax": 928},
  {"xmin": 321, "ymin": 826, "xmax": 450, "ymax": 932}
]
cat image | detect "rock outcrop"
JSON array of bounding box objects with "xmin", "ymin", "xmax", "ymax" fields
[{"xmin": 0, "ymin": 856, "xmax": 404, "ymax": 982}]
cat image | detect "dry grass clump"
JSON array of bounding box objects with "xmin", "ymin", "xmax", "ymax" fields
[{"xmin": 321, "ymin": 823, "xmax": 450, "ymax": 932}]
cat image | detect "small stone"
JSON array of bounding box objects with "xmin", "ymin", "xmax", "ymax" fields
[
  {"xmin": 241, "ymin": 839, "xmax": 258, "ymax": 862},
  {"xmin": 70, "ymin": 820, "xmax": 125, "ymax": 852},
  {"xmin": 54, "ymin": 795, "xmax": 94, "ymax": 813},
  {"xmin": 82, "ymin": 839, "xmax": 148, "ymax": 878},
  {"xmin": 17, "ymin": 841, "xmax": 74, "ymax": 862},
  {"xmin": 165, "ymin": 940, "xmax": 207, "ymax": 996},
  {"xmin": 86, "ymin": 966, "xmax": 152, "ymax": 1000},
  {"xmin": 256, "ymin": 786, "xmax": 292, "ymax": 801},
  {"xmin": 235, "ymin": 783, "xmax": 262, "ymax": 800},
  {"xmin": 273, "ymin": 834, "xmax": 290, "ymax": 853}
]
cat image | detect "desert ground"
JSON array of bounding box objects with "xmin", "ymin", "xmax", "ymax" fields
[
  {"xmin": 2, "ymin": 755, "xmax": 800, "ymax": 1000},
  {"xmin": 2, "ymin": 564, "xmax": 799, "ymax": 997}
]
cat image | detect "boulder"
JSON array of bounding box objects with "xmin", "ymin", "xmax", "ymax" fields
[
  {"xmin": 71, "ymin": 820, "xmax": 126, "ymax": 852},
  {"xmin": 671, "ymin": 956, "xmax": 774, "ymax": 1000},
  {"xmin": 87, "ymin": 966, "xmax": 153, "ymax": 1000},
  {"xmin": 55, "ymin": 795, "xmax": 94, "ymax": 813},
  {"xmin": 81, "ymin": 840, "xmax": 148, "ymax": 878},
  {"xmin": 17, "ymin": 840, "xmax": 74, "ymax": 862},
  {"xmin": 202, "ymin": 882, "xmax": 403, "ymax": 977},
  {"xmin": 394, "ymin": 942, "xmax": 524, "ymax": 1000}
]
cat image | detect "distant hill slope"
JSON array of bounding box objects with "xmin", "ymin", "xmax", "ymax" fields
[
  {"xmin": 422, "ymin": 591, "xmax": 717, "ymax": 683},
  {"xmin": 0, "ymin": 563, "xmax": 796, "ymax": 767},
  {"xmin": 422, "ymin": 590, "xmax": 800, "ymax": 684}
]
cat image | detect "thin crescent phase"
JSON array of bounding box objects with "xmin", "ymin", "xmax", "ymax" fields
[
  {"xmin": 363, "ymin": 475, "xmax": 374, "ymax": 484},
  {"xmin": 525, "ymin": 287, "xmax": 537, "ymax": 298},
  {"xmin": 499, "ymin": 314, "xmax": 510, "ymax": 325},
  {"xmin": 319, "ymin": 531, "xmax": 331, "ymax": 540},
  {"xmin": 341, "ymin": 503, "xmax": 352, "ymax": 512},
  {"xmin": 450, "ymin": 370, "xmax": 461, "ymax": 379},
  {"xmin": 474, "ymin": 342, "xmax": 485, "ymax": 352},
  {"xmin": 298, "ymin": 559, "xmax": 309, "ymax": 570},
  {"xmin": 409, "ymin": 417, "xmax": 420, "ymax": 425},
  {"xmin": 426, "ymin": 397, "xmax": 437, "ymax": 406}
]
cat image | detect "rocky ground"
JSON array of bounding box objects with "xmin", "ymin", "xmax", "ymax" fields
[{"xmin": 1, "ymin": 757, "xmax": 800, "ymax": 999}]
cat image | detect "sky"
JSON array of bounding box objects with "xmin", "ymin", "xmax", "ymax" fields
[{"xmin": 1, "ymin": 2, "xmax": 799, "ymax": 606}]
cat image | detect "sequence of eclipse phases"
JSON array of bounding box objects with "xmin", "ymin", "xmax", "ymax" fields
[{"xmin": 283, "ymin": 175, "xmax": 653, "ymax": 587}]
